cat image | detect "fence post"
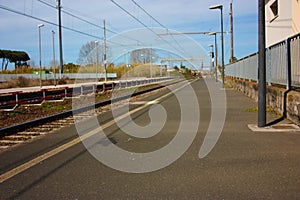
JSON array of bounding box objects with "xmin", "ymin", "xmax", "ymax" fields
[
  {"xmin": 286, "ymin": 38, "xmax": 292, "ymax": 90},
  {"xmin": 15, "ymin": 92, "xmax": 19, "ymax": 107},
  {"xmin": 42, "ymin": 89, "xmax": 46, "ymax": 101},
  {"xmin": 64, "ymin": 87, "xmax": 68, "ymax": 98},
  {"xmin": 93, "ymin": 84, "xmax": 96, "ymax": 94}
]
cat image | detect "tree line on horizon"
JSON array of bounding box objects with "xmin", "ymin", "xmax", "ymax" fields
[{"xmin": 0, "ymin": 49, "xmax": 30, "ymax": 71}]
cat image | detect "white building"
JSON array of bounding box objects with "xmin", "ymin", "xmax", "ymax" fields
[{"xmin": 266, "ymin": 0, "xmax": 300, "ymax": 47}]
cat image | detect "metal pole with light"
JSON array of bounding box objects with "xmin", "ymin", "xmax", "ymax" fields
[
  {"xmin": 95, "ymin": 40, "xmax": 99, "ymax": 82},
  {"xmin": 38, "ymin": 24, "xmax": 44, "ymax": 88},
  {"xmin": 150, "ymin": 48, "xmax": 153, "ymax": 78},
  {"xmin": 208, "ymin": 44, "xmax": 214, "ymax": 77},
  {"xmin": 123, "ymin": 49, "xmax": 127, "ymax": 79},
  {"xmin": 103, "ymin": 20, "xmax": 108, "ymax": 82},
  {"xmin": 52, "ymin": 30, "xmax": 56, "ymax": 86},
  {"xmin": 57, "ymin": 0, "xmax": 64, "ymax": 78},
  {"xmin": 209, "ymin": 32, "xmax": 218, "ymax": 82},
  {"xmin": 210, "ymin": 4, "xmax": 224, "ymax": 87},
  {"xmin": 258, "ymin": 0, "xmax": 266, "ymax": 127},
  {"xmin": 140, "ymin": 54, "xmax": 144, "ymax": 77}
]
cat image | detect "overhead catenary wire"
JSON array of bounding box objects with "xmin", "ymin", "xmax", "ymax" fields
[
  {"xmin": 130, "ymin": 0, "xmax": 167, "ymax": 29},
  {"xmin": 37, "ymin": 0, "xmax": 144, "ymax": 46},
  {"xmin": 0, "ymin": 4, "xmax": 102, "ymax": 40},
  {"xmin": 130, "ymin": 0, "xmax": 187, "ymax": 56},
  {"xmin": 37, "ymin": 0, "xmax": 185, "ymax": 55},
  {"xmin": 0, "ymin": 3, "xmax": 140, "ymax": 48},
  {"xmin": 110, "ymin": 0, "xmax": 186, "ymax": 56}
]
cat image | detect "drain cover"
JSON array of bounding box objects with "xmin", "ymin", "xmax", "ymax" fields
[
  {"xmin": 248, "ymin": 124, "xmax": 300, "ymax": 132},
  {"xmin": 272, "ymin": 125, "xmax": 297, "ymax": 129}
]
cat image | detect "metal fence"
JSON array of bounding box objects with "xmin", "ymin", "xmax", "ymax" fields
[
  {"xmin": 0, "ymin": 73, "xmax": 117, "ymax": 82},
  {"xmin": 0, "ymin": 77, "xmax": 175, "ymax": 110},
  {"xmin": 291, "ymin": 34, "xmax": 300, "ymax": 86},
  {"xmin": 226, "ymin": 33, "xmax": 300, "ymax": 88}
]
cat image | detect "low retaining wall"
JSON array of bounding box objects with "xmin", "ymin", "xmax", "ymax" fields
[{"xmin": 226, "ymin": 77, "xmax": 300, "ymax": 125}]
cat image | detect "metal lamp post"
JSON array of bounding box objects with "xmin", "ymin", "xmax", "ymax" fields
[
  {"xmin": 258, "ymin": 0, "xmax": 266, "ymax": 127},
  {"xmin": 123, "ymin": 49, "xmax": 127, "ymax": 80},
  {"xmin": 52, "ymin": 30, "xmax": 56, "ymax": 86},
  {"xmin": 208, "ymin": 44, "xmax": 214, "ymax": 78},
  {"xmin": 95, "ymin": 40, "xmax": 99, "ymax": 82},
  {"xmin": 209, "ymin": 32, "xmax": 218, "ymax": 82},
  {"xmin": 210, "ymin": 4, "xmax": 225, "ymax": 87},
  {"xmin": 38, "ymin": 24, "xmax": 44, "ymax": 88}
]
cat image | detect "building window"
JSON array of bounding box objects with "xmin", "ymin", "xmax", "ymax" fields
[{"xmin": 270, "ymin": 0, "xmax": 278, "ymax": 22}]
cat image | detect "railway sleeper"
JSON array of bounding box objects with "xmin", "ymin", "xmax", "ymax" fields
[{"xmin": 3, "ymin": 135, "xmax": 32, "ymax": 141}]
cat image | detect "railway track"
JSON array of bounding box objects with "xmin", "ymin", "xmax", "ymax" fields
[{"xmin": 0, "ymin": 78, "xmax": 183, "ymax": 150}]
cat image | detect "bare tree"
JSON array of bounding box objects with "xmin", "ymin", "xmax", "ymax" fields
[
  {"xmin": 77, "ymin": 41, "xmax": 102, "ymax": 66},
  {"xmin": 130, "ymin": 48, "xmax": 158, "ymax": 64}
]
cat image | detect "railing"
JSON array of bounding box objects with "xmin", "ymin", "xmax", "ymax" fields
[
  {"xmin": 226, "ymin": 33, "xmax": 300, "ymax": 88},
  {"xmin": 291, "ymin": 34, "xmax": 300, "ymax": 86},
  {"xmin": 0, "ymin": 77, "xmax": 174, "ymax": 111},
  {"xmin": 225, "ymin": 53, "xmax": 258, "ymax": 81},
  {"xmin": 0, "ymin": 73, "xmax": 117, "ymax": 82}
]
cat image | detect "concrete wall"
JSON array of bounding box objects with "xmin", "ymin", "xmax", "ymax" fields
[
  {"xmin": 292, "ymin": 0, "xmax": 300, "ymax": 33},
  {"xmin": 266, "ymin": 0, "xmax": 300, "ymax": 47},
  {"xmin": 266, "ymin": 0, "xmax": 293, "ymax": 47},
  {"xmin": 226, "ymin": 77, "xmax": 300, "ymax": 125}
]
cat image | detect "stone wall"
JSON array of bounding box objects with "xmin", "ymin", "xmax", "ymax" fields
[{"xmin": 226, "ymin": 77, "xmax": 300, "ymax": 125}]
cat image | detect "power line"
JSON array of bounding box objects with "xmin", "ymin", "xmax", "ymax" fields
[
  {"xmin": 110, "ymin": 0, "xmax": 186, "ymax": 56},
  {"xmin": 131, "ymin": 0, "xmax": 167, "ymax": 29},
  {"xmin": 37, "ymin": 0, "xmax": 56, "ymax": 9},
  {"xmin": 110, "ymin": 0, "xmax": 151, "ymax": 31},
  {"xmin": 130, "ymin": 0, "xmax": 187, "ymax": 55},
  {"xmin": 37, "ymin": 0, "xmax": 144, "ymax": 45},
  {"xmin": 0, "ymin": 4, "xmax": 102, "ymax": 40}
]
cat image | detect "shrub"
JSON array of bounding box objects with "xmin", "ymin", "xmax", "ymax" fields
[{"xmin": 16, "ymin": 76, "xmax": 30, "ymax": 87}]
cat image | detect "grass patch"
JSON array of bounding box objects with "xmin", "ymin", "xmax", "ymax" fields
[
  {"xmin": 42, "ymin": 103, "xmax": 70, "ymax": 111},
  {"xmin": 245, "ymin": 106, "xmax": 274, "ymax": 113},
  {"xmin": 8, "ymin": 111, "xmax": 21, "ymax": 116}
]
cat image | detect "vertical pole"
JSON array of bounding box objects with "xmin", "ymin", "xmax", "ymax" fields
[
  {"xmin": 95, "ymin": 41, "xmax": 99, "ymax": 82},
  {"xmin": 103, "ymin": 20, "xmax": 107, "ymax": 82},
  {"xmin": 211, "ymin": 47, "xmax": 214, "ymax": 73},
  {"xmin": 230, "ymin": 3, "xmax": 234, "ymax": 63},
  {"xmin": 15, "ymin": 93, "xmax": 19, "ymax": 107},
  {"xmin": 214, "ymin": 34, "xmax": 218, "ymax": 82},
  {"xmin": 43, "ymin": 90, "xmax": 46, "ymax": 101},
  {"xmin": 150, "ymin": 48, "xmax": 152, "ymax": 78},
  {"xmin": 52, "ymin": 30, "xmax": 56, "ymax": 86},
  {"xmin": 160, "ymin": 60, "xmax": 162, "ymax": 77},
  {"xmin": 58, "ymin": 0, "xmax": 64, "ymax": 78},
  {"xmin": 38, "ymin": 25, "xmax": 43, "ymax": 88},
  {"xmin": 258, "ymin": 0, "xmax": 266, "ymax": 127},
  {"xmin": 220, "ymin": 7, "xmax": 225, "ymax": 88},
  {"xmin": 286, "ymin": 38, "xmax": 291, "ymax": 90}
]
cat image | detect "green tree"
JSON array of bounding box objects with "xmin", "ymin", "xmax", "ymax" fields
[
  {"xmin": 0, "ymin": 49, "xmax": 30, "ymax": 70},
  {"xmin": 63, "ymin": 63, "xmax": 80, "ymax": 73}
]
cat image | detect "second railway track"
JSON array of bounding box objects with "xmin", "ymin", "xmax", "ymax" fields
[{"xmin": 0, "ymin": 78, "xmax": 185, "ymax": 150}]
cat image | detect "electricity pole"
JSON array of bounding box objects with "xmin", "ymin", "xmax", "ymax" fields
[
  {"xmin": 103, "ymin": 20, "xmax": 107, "ymax": 82},
  {"xmin": 230, "ymin": 3, "xmax": 234, "ymax": 63},
  {"xmin": 57, "ymin": 0, "xmax": 64, "ymax": 78},
  {"xmin": 52, "ymin": 30, "xmax": 56, "ymax": 86}
]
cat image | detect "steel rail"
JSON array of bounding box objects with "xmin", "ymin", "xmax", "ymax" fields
[{"xmin": 0, "ymin": 78, "xmax": 181, "ymax": 137}]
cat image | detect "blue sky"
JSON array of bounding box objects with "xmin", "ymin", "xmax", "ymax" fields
[{"xmin": 0, "ymin": 0, "xmax": 258, "ymax": 70}]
